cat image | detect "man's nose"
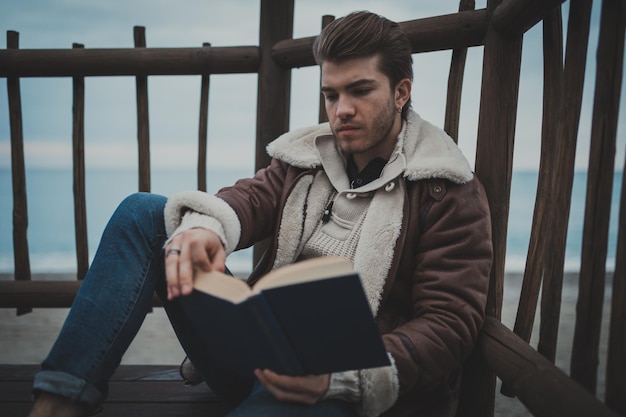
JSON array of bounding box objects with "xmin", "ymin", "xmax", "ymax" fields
[{"xmin": 335, "ymin": 96, "xmax": 355, "ymax": 119}]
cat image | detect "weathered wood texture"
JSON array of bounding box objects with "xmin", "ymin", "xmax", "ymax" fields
[
  {"xmin": 252, "ymin": 0, "xmax": 294, "ymax": 265},
  {"xmin": 511, "ymin": 6, "xmax": 563, "ymax": 358},
  {"xmin": 458, "ymin": 0, "xmax": 523, "ymax": 414},
  {"xmin": 6, "ymin": 31, "xmax": 31, "ymax": 317},
  {"xmin": 0, "ymin": 46, "xmax": 260, "ymax": 77},
  {"xmin": 444, "ymin": 0, "xmax": 475, "ymax": 142},
  {"xmin": 538, "ymin": 0, "xmax": 592, "ymax": 364},
  {"xmin": 479, "ymin": 317, "xmax": 620, "ymax": 417},
  {"xmin": 72, "ymin": 43, "xmax": 89, "ymax": 280},
  {"xmin": 607, "ymin": 167, "xmax": 626, "ymax": 414},
  {"xmin": 197, "ymin": 43, "xmax": 211, "ymax": 192},
  {"xmin": 492, "ymin": 0, "xmax": 565, "ymax": 37},
  {"xmin": 571, "ymin": 0, "xmax": 625, "ymax": 395},
  {"xmin": 0, "ymin": 365, "xmax": 231, "ymax": 417},
  {"xmin": 0, "ymin": 281, "xmax": 162, "ymax": 308},
  {"xmin": 135, "ymin": 26, "xmax": 151, "ymax": 193},
  {"xmin": 272, "ymin": 9, "xmax": 490, "ymax": 69}
]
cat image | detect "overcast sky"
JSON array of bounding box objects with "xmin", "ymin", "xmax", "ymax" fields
[{"xmin": 0, "ymin": 0, "xmax": 623, "ymax": 174}]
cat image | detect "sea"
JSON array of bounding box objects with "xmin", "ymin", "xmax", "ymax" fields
[{"xmin": 0, "ymin": 168, "xmax": 622, "ymax": 275}]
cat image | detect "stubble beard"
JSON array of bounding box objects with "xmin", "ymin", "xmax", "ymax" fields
[{"xmin": 337, "ymin": 99, "xmax": 398, "ymax": 157}]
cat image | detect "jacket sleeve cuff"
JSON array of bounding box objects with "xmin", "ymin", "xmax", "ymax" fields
[
  {"xmin": 165, "ymin": 211, "xmax": 228, "ymax": 249},
  {"xmin": 322, "ymin": 371, "xmax": 361, "ymax": 402},
  {"xmin": 356, "ymin": 354, "xmax": 400, "ymax": 417},
  {"xmin": 164, "ymin": 190, "xmax": 241, "ymax": 254}
]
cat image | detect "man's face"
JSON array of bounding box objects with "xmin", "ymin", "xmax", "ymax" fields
[{"xmin": 321, "ymin": 55, "xmax": 405, "ymax": 169}]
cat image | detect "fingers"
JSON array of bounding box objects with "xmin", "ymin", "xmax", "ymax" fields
[
  {"xmin": 165, "ymin": 236, "xmax": 185, "ymax": 300},
  {"xmin": 254, "ymin": 369, "xmax": 330, "ymax": 405},
  {"xmin": 165, "ymin": 229, "xmax": 226, "ymax": 300}
]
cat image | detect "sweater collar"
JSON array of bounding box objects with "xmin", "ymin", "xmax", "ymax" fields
[{"xmin": 266, "ymin": 110, "xmax": 473, "ymax": 184}]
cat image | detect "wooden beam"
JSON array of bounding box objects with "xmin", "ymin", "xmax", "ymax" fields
[
  {"xmin": 0, "ymin": 281, "xmax": 162, "ymax": 309},
  {"xmin": 492, "ymin": 0, "xmax": 566, "ymax": 37},
  {"xmin": 479, "ymin": 317, "xmax": 620, "ymax": 417},
  {"xmin": 272, "ymin": 9, "xmax": 489, "ymax": 69},
  {"xmin": 0, "ymin": 46, "xmax": 259, "ymax": 77}
]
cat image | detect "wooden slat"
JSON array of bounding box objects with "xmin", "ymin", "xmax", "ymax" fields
[
  {"xmin": 511, "ymin": 5, "xmax": 563, "ymax": 354},
  {"xmin": 72, "ymin": 43, "xmax": 89, "ymax": 280},
  {"xmin": 571, "ymin": 0, "xmax": 625, "ymax": 394},
  {"xmin": 606, "ymin": 167, "xmax": 626, "ymax": 414},
  {"xmin": 0, "ymin": 365, "xmax": 229, "ymax": 417},
  {"xmin": 444, "ymin": 0, "xmax": 475, "ymax": 142},
  {"xmin": 134, "ymin": 26, "xmax": 151, "ymax": 193},
  {"xmin": 197, "ymin": 43, "xmax": 211, "ymax": 192},
  {"xmin": 6, "ymin": 30, "xmax": 32, "ymax": 317},
  {"xmin": 491, "ymin": 0, "xmax": 565, "ymax": 37},
  {"xmin": 458, "ymin": 0, "xmax": 523, "ymax": 414},
  {"xmin": 272, "ymin": 10, "xmax": 489, "ymax": 69},
  {"xmin": 479, "ymin": 317, "xmax": 620, "ymax": 417},
  {"xmin": 253, "ymin": 0, "xmax": 294, "ymax": 265},
  {"xmin": 538, "ymin": 0, "xmax": 593, "ymax": 363},
  {"xmin": 0, "ymin": 46, "xmax": 259, "ymax": 77},
  {"xmin": 1, "ymin": 402, "xmax": 231, "ymax": 417},
  {"xmin": 317, "ymin": 15, "xmax": 334, "ymax": 125},
  {"xmin": 532, "ymin": 8, "xmax": 564, "ymax": 363},
  {"xmin": 0, "ymin": 281, "xmax": 162, "ymax": 308},
  {"xmin": 0, "ymin": 381, "xmax": 219, "ymax": 403},
  {"xmin": 402, "ymin": 9, "xmax": 489, "ymax": 54}
]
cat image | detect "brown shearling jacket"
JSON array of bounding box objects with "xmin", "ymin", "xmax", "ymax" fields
[{"xmin": 165, "ymin": 110, "xmax": 493, "ymax": 416}]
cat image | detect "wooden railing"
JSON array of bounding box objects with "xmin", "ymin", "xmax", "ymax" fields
[{"xmin": 1, "ymin": 0, "xmax": 624, "ymax": 416}]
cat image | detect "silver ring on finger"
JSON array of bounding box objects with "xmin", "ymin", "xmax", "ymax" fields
[{"xmin": 166, "ymin": 248, "xmax": 182, "ymax": 257}]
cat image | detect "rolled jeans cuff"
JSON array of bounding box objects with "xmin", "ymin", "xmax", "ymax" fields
[{"xmin": 33, "ymin": 370, "xmax": 103, "ymax": 409}]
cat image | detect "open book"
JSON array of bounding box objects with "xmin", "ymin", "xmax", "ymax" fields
[{"xmin": 176, "ymin": 256, "xmax": 390, "ymax": 377}]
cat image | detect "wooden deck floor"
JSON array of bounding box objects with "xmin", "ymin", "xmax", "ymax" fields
[{"xmin": 0, "ymin": 365, "xmax": 232, "ymax": 416}]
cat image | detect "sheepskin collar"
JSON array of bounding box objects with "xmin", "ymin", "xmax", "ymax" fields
[{"xmin": 266, "ymin": 110, "xmax": 474, "ymax": 184}]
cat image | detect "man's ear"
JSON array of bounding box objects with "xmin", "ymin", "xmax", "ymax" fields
[{"xmin": 395, "ymin": 78, "xmax": 412, "ymax": 108}]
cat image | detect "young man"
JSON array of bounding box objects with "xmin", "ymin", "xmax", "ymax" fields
[{"xmin": 29, "ymin": 11, "xmax": 492, "ymax": 417}]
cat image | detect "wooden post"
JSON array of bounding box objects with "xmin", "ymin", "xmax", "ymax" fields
[
  {"xmin": 72, "ymin": 43, "xmax": 89, "ymax": 280},
  {"xmin": 571, "ymin": 0, "xmax": 625, "ymax": 395},
  {"xmin": 607, "ymin": 165, "xmax": 626, "ymax": 414},
  {"xmin": 538, "ymin": 0, "xmax": 593, "ymax": 364},
  {"xmin": 511, "ymin": 4, "xmax": 563, "ymax": 356},
  {"xmin": 318, "ymin": 15, "xmax": 334, "ymax": 125},
  {"xmin": 253, "ymin": 0, "xmax": 294, "ymax": 265},
  {"xmin": 198, "ymin": 42, "xmax": 211, "ymax": 192},
  {"xmin": 459, "ymin": 0, "xmax": 523, "ymax": 414},
  {"xmin": 444, "ymin": 0, "xmax": 475, "ymax": 142},
  {"xmin": 134, "ymin": 26, "xmax": 151, "ymax": 192},
  {"xmin": 6, "ymin": 30, "xmax": 32, "ymax": 316}
]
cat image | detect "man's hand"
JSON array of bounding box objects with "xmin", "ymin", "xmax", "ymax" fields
[
  {"xmin": 254, "ymin": 369, "xmax": 330, "ymax": 405},
  {"xmin": 165, "ymin": 228, "xmax": 226, "ymax": 300}
]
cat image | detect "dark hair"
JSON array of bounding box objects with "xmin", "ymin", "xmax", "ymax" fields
[{"xmin": 312, "ymin": 11, "xmax": 413, "ymax": 119}]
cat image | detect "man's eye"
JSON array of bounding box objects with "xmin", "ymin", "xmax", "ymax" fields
[
  {"xmin": 353, "ymin": 89, "xmax": 371, "ymax": 96},
  {"xmin": 324, "ymin": 94, "xmax": 338, "ymax": 102}
]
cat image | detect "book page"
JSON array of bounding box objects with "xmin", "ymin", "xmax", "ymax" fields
[
  {"xmin": 252, "ymin": 256, "xmax": 353, "ymax": 293},
  {"xmin": 193, "ymin": 270, "xmax": 252, "ymax": 303}
]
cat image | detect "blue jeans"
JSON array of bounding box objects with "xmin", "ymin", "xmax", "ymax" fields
[{"xmin": 33, "ymin": 193, "xmax": 357, "ymax": 417}]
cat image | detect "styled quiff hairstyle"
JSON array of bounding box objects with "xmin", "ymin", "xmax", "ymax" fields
[{"xmin": 312, "ymin": 11, "xmax": 413, "ymax": 120}]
